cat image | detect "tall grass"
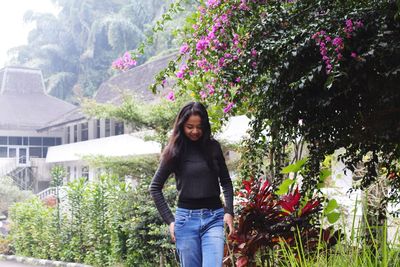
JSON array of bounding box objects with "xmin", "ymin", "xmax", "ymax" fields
[{"xmin": 274, "ymin": 199, "xmax": 400, "ymax": 267}]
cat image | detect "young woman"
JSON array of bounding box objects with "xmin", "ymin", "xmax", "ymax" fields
[{"xmin": 149, "ymin": 102, "xmax": 234, "ymax": 267}]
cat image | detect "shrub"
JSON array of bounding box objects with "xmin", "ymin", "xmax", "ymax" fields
[{"xmin": 225, "ymin": 178, "xmax": 341, "ymax": 267}]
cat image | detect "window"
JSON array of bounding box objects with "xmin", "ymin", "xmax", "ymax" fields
[
  {"xmin": 81, "ymin": 122, "xmax": 88, "ymax": 141},
  {"xmin": 29, "ymin": 137, "xmax": 42, "ymax": 146},
  {"xmin": 23, "ymin": 137, "xmax": 28, "ymax": 145},
  {"xmin": 82, "ymin": 166, "xmax": 89, "ymax": 181},
  {"xmin": 105, "ymin": 119, "xmax": 111, "ymax": 137},
  {"xmin": 0, "ymin": 137, "xmax": 7, "ymax": 145},
  {"xmin": 74, "ymin": 125, "xmax": 78, "ymax": 142},
  {"xmin": 9, "ymin": 148, "xmax": 16, "ymax": 158},
  {"xmin": 29, "ymin": 147, "xmax": 42, "ymax": 158},
  {"xmin": 19, "ymin": 148, "xmax": 27, "ymax": 164},
  {"xmin": 0, "ymin": 147, "xmax": 7, "ymax": 157},
  {"xmin": 67, "ymin": 126, "xmax": 70, "ymax": 143},
  {"xmin": 96, "ymin": 120, "xmax": 101, "ymax": 138},
  {"xmin": 9, "ymin": 137, "xmax": 22, "ymax": 145},
  {"xmin": 115, "ymin": 122, "xmax": 124, "ymax": 135},
  {"xmin": 43, "ymin": 137, "xmax": 55, "ymax": 146}
]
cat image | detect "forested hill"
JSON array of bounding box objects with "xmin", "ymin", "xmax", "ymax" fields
[{"xmin": 7, "ymin": 0, "xmax": 181, "ymax": 103}]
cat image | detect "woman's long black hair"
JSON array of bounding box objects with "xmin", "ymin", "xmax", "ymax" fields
[{"xmin": 162, "ymin": 102, "xmax": 215, "ymax": 169}]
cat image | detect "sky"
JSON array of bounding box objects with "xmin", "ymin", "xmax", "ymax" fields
[{"xmin": 0, "ymin": 0, "xmax": 59, "ymax": 67}]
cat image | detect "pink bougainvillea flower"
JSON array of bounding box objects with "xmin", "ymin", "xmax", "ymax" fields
[
  {"xmin": 196, "ymin": 38, "xmax": 210, "ymax": 51},
  {"xmin": 112, "ymin": 51, "xmax": 137, "ymax": 70},
  {"xmin": 200, "ymin": 90, "xmax": 207, "ymax": 99},
  {"xmin": 166, "ymin": 91, "xmax": 175, "ymax": 101},
  {"xmin": 351, "ymin": 52, "xmax": 357, "ymax": 58},
  {"xmin": 206, "ymin": 0, "xmax": 221, "ymax": 8},
  {"xmin": 223, "ymin": 102, "xmax": 234, "ymax": 113},
  {"xmin": 206, "ymin": 84, "xmax": 215, "ymax": 95},
  {"xmin": 176, "ymin": 65, "xmax": 187, "ymax": 79},
  {"xmin": 179, "ymin": 43, "xmax": 190, "ymax": 54},
  {"xmin": 355, "ymin": 20, "xmax": 364, "ymax": 28},
  {"xmin": 332, "ymin": 37, "xmax": 343, "ymax": 47},
  {"xmin": 218, "ymin": 57, "xmax": 226, "ymax": 67}
]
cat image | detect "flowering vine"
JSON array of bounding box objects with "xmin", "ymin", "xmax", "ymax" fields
[{"xmin": 312, "ymin": 19, "xmax": 364, "ymax": 74}]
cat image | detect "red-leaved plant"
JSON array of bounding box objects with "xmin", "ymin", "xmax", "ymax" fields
[{"xmin": 224, "ymin": 178, "xmax": 341, "ymax": 267}]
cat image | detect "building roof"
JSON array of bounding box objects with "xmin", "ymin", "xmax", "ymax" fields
[
  {"xmin": 94, "ymin": 53, "xmax": 176, "ymax": 104},
  {"xmin": 41, "ymin": 53, "xmax": 177, "ymax": 131},
  {"xmin": 0, "ymin": 67, "xmax": 76, "ymax": 130},
  {"xmin": 46, "ymin": 134, "xmax": 161, "ymax": 163},
  {"xmin": 37, "ymin": 107, "xmax": 86, "ymax": 132}
]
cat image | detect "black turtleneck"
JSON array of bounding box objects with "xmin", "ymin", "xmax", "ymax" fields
[{"xmin": 149, "ymin": 139, "xmax": 234, "ymax": 225}]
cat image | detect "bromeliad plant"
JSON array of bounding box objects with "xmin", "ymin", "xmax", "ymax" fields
[{"xmin": 225, "ymin": 178, "xmax": 341, "ymax": 267}]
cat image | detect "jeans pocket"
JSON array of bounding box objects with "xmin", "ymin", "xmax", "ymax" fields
[
  {"xmin": 174, "ymin": 214, "xmax": 188, "ymax": 230},
  {"xmin": 214, "ymin": 208, "xmax": 225, "ymax": 221}
]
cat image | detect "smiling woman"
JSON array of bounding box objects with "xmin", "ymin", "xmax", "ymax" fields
[
  {"xmin": 149, "ymin": 101, "xmax": 234, "ymax": 267},
  {"xmin": 0, "ymin": 0, "xmax": 59, "ymax": 66},
  {"xmin": 183, "ymin": 114, "xmax": 203, "ymax": 141}
]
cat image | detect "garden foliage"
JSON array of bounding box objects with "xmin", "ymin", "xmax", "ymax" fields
[{"xmin": 9, "ymin": 169, "xmax": 178, "ymax": 267}]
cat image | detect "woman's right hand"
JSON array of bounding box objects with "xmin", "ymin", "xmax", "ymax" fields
[{"xmin": 169, "ymin": 222, "xmax": 175, "ymax": 243}]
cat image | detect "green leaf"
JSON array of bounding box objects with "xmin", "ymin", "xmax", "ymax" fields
[
  {"xmin": 320, "ymin": 169, "xmax": 331, "ymax": 182},
  {"xmin": 327, "ymin": 212, "xmax": 340, "ymax": 224},
  {"xmin": 324, "ymin": 199, "xmax": 338, "ymax": 214},
  {"xmin": 281, "ymin": 158, "xmax": 308, "ymax": 174},
  {"xmin": 276, "ymin": 178, "xmax": 295, "ymax": 195}
]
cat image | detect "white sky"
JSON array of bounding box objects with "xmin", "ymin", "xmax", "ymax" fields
[{"xmin": 0, "ymin": 0, "xmax": 59, "ymax": 67}]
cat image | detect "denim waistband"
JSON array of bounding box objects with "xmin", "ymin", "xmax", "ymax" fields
[{"xmin": 176, "ymin": 207, "xmax": 224, "ymax": 216}]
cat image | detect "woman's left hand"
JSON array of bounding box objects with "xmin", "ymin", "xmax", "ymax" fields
[{"xmin": 224, "ymin": 213, "xmax": 234, "ymax": 236}]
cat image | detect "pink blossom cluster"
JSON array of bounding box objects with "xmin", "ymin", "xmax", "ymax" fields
[
  {"xmin": 112, "ymin": 52, "xmax": 137, "ymax": 70},
  {"xmin": 196, "ymin": 38, "xmax": 210, "ymax": 52},
  {"xmin": 206, "ymin": 0, "xmax": 221, "ymax": 9},
  {"xmin": 312, "ymin": 19, "xmax": 363, "ymax": 74},
  {"xmin": 175, "ymin": 0, "xmax": 260, "ymax": 113},
  {"xmin": 239, "ymin": 0, "xmax": 250, "ymax": 11},
  {"xmin": 344, "ymin": 19, "xmax": 364, "ymax": 38},
  {"xmin": 166, "ymin": 91, "xmax": 175, "ymax": 101},
  {"xmin": 223, "ymin": 102, "xmax": 234, "ymax": 113},
  {"xmin": 312, "ymin": 30, "xmax": 335, "ymax": 74},
  {"xmin": 179, "ymin": 43, "xmax": 190, "ymax": 54},
  {"xmin": 176, "ymin": 64, "xmax": 188, "ymax": 79}
]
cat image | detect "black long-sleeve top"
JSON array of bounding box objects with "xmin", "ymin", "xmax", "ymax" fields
[{"xmin": 149, "ymin": 139, "xmax": 234, "ymax": 225}]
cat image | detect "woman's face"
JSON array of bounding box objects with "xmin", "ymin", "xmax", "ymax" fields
[{"xmin": 183, "ymin": 115, "xmax": 203, "ymax": 141}]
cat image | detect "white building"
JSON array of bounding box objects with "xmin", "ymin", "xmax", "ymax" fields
[{"xmin": 0, "ymin": 67, "xmax": 76, "ymax": 192}]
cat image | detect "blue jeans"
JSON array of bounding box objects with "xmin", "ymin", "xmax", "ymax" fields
[{"xmin": 174, "ymin": 207, "xmax": 225, "ymax": 267}]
